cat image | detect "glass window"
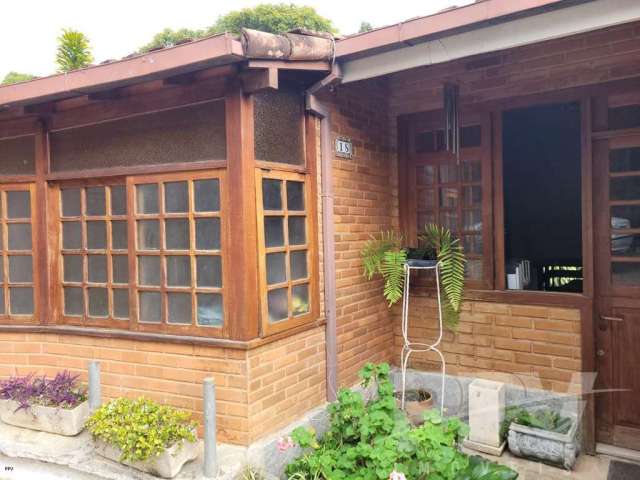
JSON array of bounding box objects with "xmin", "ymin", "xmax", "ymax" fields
[
  {"xmin": 254, "ymin": 90, "xmax": 304, "ymax": 165},
  {"xmin": 0, "ymin": 186, "xmax": 35, "ymax": 317},
  {"xmin": 133, "ymin": 175, "xmax": 223, "ymax": 327}
]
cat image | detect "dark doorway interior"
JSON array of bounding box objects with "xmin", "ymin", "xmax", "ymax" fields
[{"xmin": 502, "ymin": 102, "xmax": 582, "ymax": 292}]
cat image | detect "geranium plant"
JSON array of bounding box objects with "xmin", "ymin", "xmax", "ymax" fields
[
  {"xmin": 86, "ymin": 397, "xmax": 198, "ymax": 462},
  {"xmin": 0, "ymin": 371, "xmax": 87, "ymax": 411},
  {"xmin": 284, "ymin": 363, "xmax": 517, "ymax": 480}
]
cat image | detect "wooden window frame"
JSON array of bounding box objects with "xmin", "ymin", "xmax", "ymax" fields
[
  {"xmin": 128, "ymin": 170, "xmax": 228, "ymax": 337},
  {"xmin": 55, "ymin": 178, "xmax": 130, "ymax": 329},
  {"xmin": 0, "ymin": 183, "xmax": 39, "ymax": 324},
  {"xmin": 256, "ymin": 168, "xmax": 319, "ymax": 336},
  {"xmin": 402, "ymin": 110, "xmax": 493, "ymax": 290}
]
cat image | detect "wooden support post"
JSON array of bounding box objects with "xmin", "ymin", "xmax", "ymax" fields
[
  {"xmin": 225, "ymin": 86, "xmax": 260, "ymax": 340},
  {"xmin": 34, "ymin": 120, "xmax": 51, "ymax": 324}
]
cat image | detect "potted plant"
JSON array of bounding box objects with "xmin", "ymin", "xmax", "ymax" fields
[
  {"xmin": 86, "ymin": 397, "xmax": 199, "ymax": 478},
  {"xmin": 392, "ymin": 388, "xmax": 433, "ymax": 426},
  {"xmin": 505, "ymin": 406, "xmax": 579, "ymax": 470},
  {"xmin": 0, "ymin": 371, "xmax": 88, "ymax": 436},
  {"xmin": 361, "ymin": 224, "xmax": 466, "ymax": 328}
]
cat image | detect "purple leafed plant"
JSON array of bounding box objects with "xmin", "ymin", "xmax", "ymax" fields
[{"xmin": 0, "ymin": 371, "xmax": 88, "ymax": 411}]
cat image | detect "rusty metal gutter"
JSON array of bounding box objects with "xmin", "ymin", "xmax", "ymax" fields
[{"xmin": 305, "ymin": 63, "xmax": 342, "ymax": 402}]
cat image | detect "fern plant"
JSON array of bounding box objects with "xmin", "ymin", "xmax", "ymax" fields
[{"xmin": 361, "ymin": 225, "xmax": 466, "ymax": 329}]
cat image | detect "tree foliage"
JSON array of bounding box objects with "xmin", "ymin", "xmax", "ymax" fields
[
  {"xmin": 139, "ymin": 28, "xmax": 206, "ymax": 53},
  {"xmin": 358, "ymin": 21, "xmax": 373, "ymax": 33},
  {"xmin": 56, "ymin": 29, "xmax": 94, "ymax": 73},
  {"xmin": 1, "ymin": 72, "xmax": 36, "ymax": 85}
]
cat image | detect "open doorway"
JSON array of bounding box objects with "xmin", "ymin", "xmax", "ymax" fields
[{"xmin": 502, "ymin": 102, "xmax": 582, "ymax": 292}]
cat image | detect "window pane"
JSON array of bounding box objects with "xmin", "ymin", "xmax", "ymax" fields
[
  {"xmin": 417, "ymin": 212, "xmax": 435, "ymax": 230},
  {"xmin": 136, "ymin": 184, "xmax": 159, "ymax": 214},
  {"xmin": 168, "ymin": 292, "xmax": 191, "ymax": 324},
  {"xmin": 0, "ymin": 225, "xmax": 3, "ymax": 250},
  {"xmin": 111, "ymin": 220, "xmax": 128, "ymax": 250},
  {"xmin": 466, "ymin": 259, "xmax": 483, "ymax": 280},
  {"xmin": 266, "ymin": 252, "xmax": 287, "ymax": 285},
  {"xmin": 110, "ymin": 185, "xmax": 127, "ymax": 216},
  {"xmin": 165, "ymin": 181, "xmax": 189, "ymax": 213},
  {"xmin": 463, "ymin": 210, "xmax": 482, "ymax": 231},
  {"xmin": 197, "ymin": 293, "xmax": 223, "ymax": 326},
  {"xmin": 612, "ymin": 232, "xmax": 640, "ymax": 257},
  {"xmin": 262, "ymin": 179, "xmax": 282, "ymax": 210},
  {"xmin": 288, "ymin": 217, "xmax": 306, "ymax": 245},
  {"xmin": 195, "ymin": 218, "xmax": 220, "ymax": 250},
  {"xmin": 439, "ymin": 188, "xmax": 458, "ymax": 208},
  {"xmin": 417, "ymin": 165, "xmax": 436, "ymax": 185},
  {"xmin": 262, "ymin": 178, "xmax": 282, "ymax": 210},
  {"xmin": 165, "ymin": 219, "xmax": 190, "ymax": 250},
  {"xmin": 9, "ymin": 256, "xmax": 32, "ymax": 283},
  {"xmin": 61, "ymin": 189, "xmax": 81, "ymax": 217},
  {"xmin": 267, "ymin": 288, "xmax": 288, "ymax": 323},
  {"xmin": 609, "ymin": 105, "xmax": 640, "ymax": 130},
  {"xmin": 88, "ymin": 288, "xmax": 108, "ymax": 317},
  {"xmin": 64, "ymin": 287, "xmax": 83, "ymax": 316},
  {"xmin": 441, "ymin": 211, "xmax": 458, "ymax": 233},
  {"xmin": 86, "ymin": 187, "xmax": 106, "ymax": 216},
  {"xmin": 610, "ymin": 148, "xmax": 640, "ymax": 173},
  {"xmin": 8, "ymin": 224, "xmax": 32, "ymax": 250},
  {"xmin": 138, "ymin": 256, "xmax": 161, "ymax": 286},
  {"xmin": 461, "ymin": 125, "xmax": 481, "ymax": 148},
  {"xmin": 139, "ymin": 291, "xmax": 162, "ymax": 323},
  {"xmin": 194, "ymin": 179, "xmax": 220, "ymax": 213},
  {"xmin": 612, "ymin": 262, "xmax": 640, "ymax": 285},
  {"xmin": 611, "ymin": 176, "xmax": 640, "ymax": 201},
  {"xmin": 62, "ymin": 222, "xmax": 81, "ymax": 250},
  {"xmin": 463, "ymin": 186, "xmax": 482, "ymax": 207},
  {"xmin": 113, "ymin": 289, "xmax": 129, "ymax": 319},
  {"xmin": 292, "ymin": 284, "xmax": 309, "ymax": 316},
  {"xmin": 462, "ymin": 235, "xmax": 483, "ymax": 255},
  {"xmin": 87, "ymin": 221, "xmax": 107, "ymax": 249},
  {"xmin": 0, "ymin": 290, "xmax": 4, "ymax": 315},
  {"xmin": 417, "ymin": 188, "xmax": 435, "ymax": 210},
  {"xmin": 264, "ymin": 217, "xmax": 284, "ymax": 247},
  {"xmin": 10, "ymin": 287, "xmax": 33, "ymax": 315},
  {"xmin": 290, "ymin": 250, "xmax": 308, "ymax": 280},
  {"xmin": 112, "ymin": 255, "xmax": 129, "ymax": 284},
  {"xmin": 7, "ymin": 191, "xmax": 30, "ymax": 219},
  {"xmin": 286, "ymin": 181, "xmax": 304, "ymax": 211},
  {"xmin": 63, "ymin": 255, "xmax": 83, "ymax": 283},
  {"xmin": 196, "ymin": 256, "xmax": 222, "ymax": 288},
  {"xmin": 137, "ymin": 220, "xmax": 160, "ymax": 250},
  {"xmin": 166, "ymin": 255, "xmax": 191, "ymax": 286},
  {"xmin": 88, "ymin": 255, "xmax": 107, "ymax": 283},
  {"xmin": 462, "ymin": 162, "xmax": 481, "ymax": 182},
  {"xmin": 254, "ymin": 90, "xmax": 303, "ymax": 165},
  {"xmin": 439, "ymin": 164, "xmax": 458, "ymax": 184},
  {"xmin": 612, "ymin": 206, "xmax": 640, "ymax": 230}
]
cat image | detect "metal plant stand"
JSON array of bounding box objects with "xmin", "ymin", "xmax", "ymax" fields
[{"xmin": 400, "ymin": 259, "xmax": 446, "ymax": 416}]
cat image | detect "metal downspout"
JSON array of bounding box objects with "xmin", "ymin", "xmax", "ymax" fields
[{"xmin": 305, "ymin": 64, "xmax": 342, "ymax": 402}]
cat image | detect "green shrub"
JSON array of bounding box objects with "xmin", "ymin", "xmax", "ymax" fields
[
  {"xmin": 86, "ymin": 397, "xmax": 198, "ymax": 462},
  {"xmin": 285, "ymin": 363, "xmax": 517, "ymax": 480},
  {"xmin": 501, "ymin": 406, "xmax": 572, "ymax": 437}
]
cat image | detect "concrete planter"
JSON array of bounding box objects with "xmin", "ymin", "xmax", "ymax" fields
[
  {"xmin": 94, "ymin": 436, "xmax": 199, "ymax": 478},
  {"xmin": 0, "ymin": 399, "xmax": 89, "ymax": 436},
  {"xmin": 507, "ymin": 413, "xmax": 579, "ymax": 470}
]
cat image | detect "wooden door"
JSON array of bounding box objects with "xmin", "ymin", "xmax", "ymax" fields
[{"xmin": 594, "ymin": 133, "xmax": 640, "ymax": 450}]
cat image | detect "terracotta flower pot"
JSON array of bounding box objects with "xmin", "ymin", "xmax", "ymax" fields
[{"xmin": 394, "ymin": 389, "xmax": 434, "ymax": 425}]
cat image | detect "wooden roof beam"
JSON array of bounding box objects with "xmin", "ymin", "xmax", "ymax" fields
[{"xmin": 240, "ymin": 67, "xmax": 278, "ymax": 93}]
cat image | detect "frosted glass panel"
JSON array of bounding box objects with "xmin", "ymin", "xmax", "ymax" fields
[
  {"xmin": 88, "ymin": 255, "xmax": 107, "ymax": 283},
  {"xmin": 264, "ymin": 217, "xmax": 284, "ymax": 247},
  {"xmin": 61, "ymin": 189, "xmax": 81, "ymax": 217},
  {"xmin": 86, "ymin": 187, "xmax": 106, "ymax": 216},
  {"xmin": 288, "ymin": 217, "xmax": 306, "ymax": 245},
  {"xmin": 286, "ymin": 181, "xmax": 304, "ymax": 211},
  {"xmin": 290, "ymin": 250, "xmax": 308, "ymax": 280},
  {"xmin": 87, "ymin": 221, "xmax": 107, "ymax": 249},
  {"xmin": 194, "ymin": 179, "xmax": 220, "ymax": 213},
  {"xmin": 88, "ymin": 288, "xmax": 108, "ymax": 317},
  {"xmin": 10, "ymin": 287, "xmax": 33, "ymax": 315},
  {"xmin": 197, "ymin": 293, "xmax": 222, "ymax": 326},
  {"xmin": 168, "ymin": 292, "xmax": 191, "ymax": 324},
  {"xmin": 136, "ymin": 184, "xmax": 158, "ymax": 214},
  {"xmin": 267, "ymin": 288, "xmax": 288, "ymax": 323},
  {"xmin": 137, "ymin": 220, "xmax": 160, "ymax": 250},
  {"xmin": 139, "ymin": 291, "xmax": 161, "ymax": 323},
  {"xmin": 64, "ymin": 287, "xmax": 83, "ymax": 316},
  {"xmin": 112, "ymin": 255, "xmax": 129, "ymax": 284},
  {"xmin": 195, "ymin": 218, "xmax": 220, "ymax": 250},
  {"xmin": 113, "ymin": 289, "xmax": 129, "ymax": 319},
  {"xmin": 262, "ymin": 179, "xmax": 282, "ymax": 210},
  {"xmin": 7, "ymin": 191, "xmax": 30, "ymax": 219},
  {"xmin": 138, "ymin": 256, "xmax": 161, "ymax": 286},
  {"xmin": 266, "ymin": 252, "xmax": 286, "ymax": 285},
  {"xmin": 166, "ymin": 256, "xmax": 191, "ymax": 286},
  {"xmin": 111, "ymin": 186, "xmax": 127, "ymax": 215},
  {"xmin": 165, "ymin": 182, "xmax": 188, "ymax": 213},
  {"xmin": 165, "ymin": 219, "xmax": 189, "ymax": 250},
  {"xmin": 9, "ymin": 255, "xmax": 32, "ymax": 282},
  {"xmin": 196, "ymin": 256, "xmax": 221, "ymax": 288},
  {"xmin": 292, "ymin": 284, "xmax": 309, "ymax": 316},
  {"xmin": 8, "ymin": 224, "xmax": 32, "ymax": 250},
  {"xmin": 254, "ymin": 90, "xmax": 303, "ymax": 165},
  {"xmin": 111, "ymin": 221, "xmax": 128, "ymax": 250}
]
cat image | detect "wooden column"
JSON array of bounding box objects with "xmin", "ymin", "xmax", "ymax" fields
[
  {"xmin": 34, "ymin": 120, "xmax": 52, "ymax": 324},
  {"xmin": 225, "ymin": 86, "xmax": 260, "ymax": 340}
]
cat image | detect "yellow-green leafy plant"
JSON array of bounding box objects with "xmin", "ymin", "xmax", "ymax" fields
[
  {"xmin": 361, "ymin": 225, "xmax": 466, "ymax": 328},
  {"xmin": 86, "ymin": 397, "xmax": 197, "ymax": 462}
]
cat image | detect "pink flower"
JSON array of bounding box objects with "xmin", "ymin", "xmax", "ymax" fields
[
  {"xmin": 389, "ymin": 470, "xmax": 406, "ymax": 480},
  {"xmin": 277, "ymin": 436, "xmax": 295, "ymax": 452}
]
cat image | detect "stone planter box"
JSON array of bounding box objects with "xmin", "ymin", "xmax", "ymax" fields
[
  {"xmin": 507, "ymin": 413, "xmax": 579, "ymax": 470},
  {"xmin": 0, "ymin": 399, "xmax": 89, "ymax": 436},
  {"xmin": 94, "ymin": 436, "xmax": 199, "ymax": 478}
]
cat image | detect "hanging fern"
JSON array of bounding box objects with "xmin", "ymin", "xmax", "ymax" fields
[{"xmin": 360, "ymin": 225, "xmax": 466, "ymax": 330}]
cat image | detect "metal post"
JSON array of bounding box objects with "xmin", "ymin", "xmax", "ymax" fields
[
  {"xmin": 88, "ymin": 361, "xmax": 101, "ymax": 411},
  {"xmin": 203, "ymin": 377, "xmax": 217, "ymax": 478}
]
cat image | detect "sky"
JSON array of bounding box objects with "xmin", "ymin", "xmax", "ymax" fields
[{"xmin": 0, "ymin": 0, "xmax": 473, "ymax": 80}]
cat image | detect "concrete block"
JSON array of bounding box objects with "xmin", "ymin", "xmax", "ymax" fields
[{"xmin": 468, "ymin": 379, "xmax": 505, "ymax": 448}]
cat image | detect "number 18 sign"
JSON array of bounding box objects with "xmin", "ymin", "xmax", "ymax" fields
[{"xmin": 335, "ymin": 136, "xmax": 353, "ymax": 159}]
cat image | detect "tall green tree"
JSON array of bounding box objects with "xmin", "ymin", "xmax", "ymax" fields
[
  {"xmin": 139, "ymin": 28, "xmax": 206, "ymax": 53},
  {"xmin": 56, "ymin": 29, "xmax": 94, "ymax": 73},
  {"xmin": 358, "ymin": 21, "xmax": 373, "ymax": 33},
  {"xmin": 209, "ymin": 3, "xmax": 335, "ymax": 35},
  {"xmin": 1, "ymin": 72, "xmax": 36, "ymax": 85}
]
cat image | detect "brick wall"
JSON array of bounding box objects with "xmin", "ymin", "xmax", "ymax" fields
[
  {"xmin": 391, "ymin": 296, "xmax": 582, "ymax": 393},
  {"xmin": 0, "ymin": 332, "xmax": 249, "ymax": 444}
]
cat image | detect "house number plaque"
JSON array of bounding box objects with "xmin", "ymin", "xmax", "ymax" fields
[{"xmin": 335, "ymin": 136, "xmax": 353, "ymax": 159}]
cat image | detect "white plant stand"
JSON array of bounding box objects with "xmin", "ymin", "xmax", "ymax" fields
[{"xmin": 400, "ymin": 259, "xmax": 446, "ymax": 416}]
